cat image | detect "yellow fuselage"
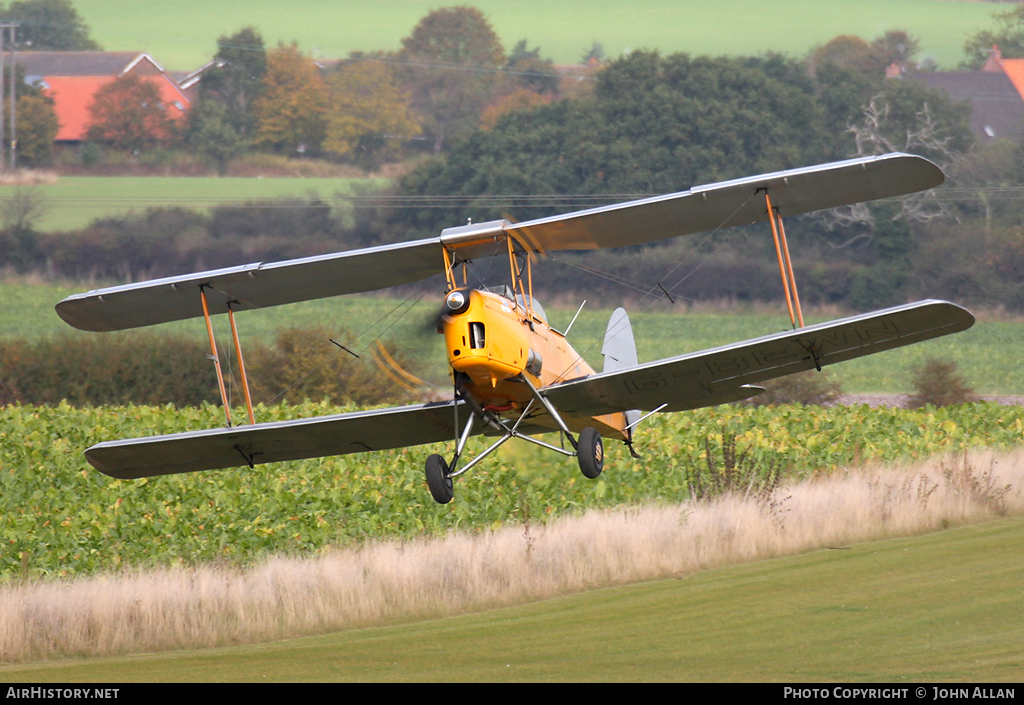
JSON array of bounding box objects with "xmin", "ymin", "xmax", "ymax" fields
[{"xmin": 441, "ymin": 289, "xmax": 628, "ymax": 440}]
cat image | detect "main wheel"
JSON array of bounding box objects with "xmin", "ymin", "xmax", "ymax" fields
[
  {"xmin": 425, "ymin": 454, "xmax": 454, "ymax": 504},
  {"xmin": 577, "ymin": 427, "xmax": 604, "ymax": 479}
]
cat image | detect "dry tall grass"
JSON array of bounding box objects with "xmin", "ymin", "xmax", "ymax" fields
[{"xmin": 2, "ymin": 450, "xmax": 1022, "ymax": 663}]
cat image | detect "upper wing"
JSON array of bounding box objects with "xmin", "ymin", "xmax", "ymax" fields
[
  {"xmin": 500, "ymin": 152, "xmax": 943, "ymax": 253},
  {"xmin": 86, "ymin": 400, "xmax": 471, "ymax": 479},
  {"xmin": 542, "ymin": 300, "xmax": 974, "ymax": 416},
  {"xmin": 55, "ymin": 237, "xmax": 445, "ymax": 332},
  {"xmin": 56, "ymin": 153, "xmax": 941, "ymax": 333}
]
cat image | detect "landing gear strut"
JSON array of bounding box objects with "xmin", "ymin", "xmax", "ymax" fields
[{"xmin": 424, "ymin": 378, "xmax": 611, "ymax": 504}]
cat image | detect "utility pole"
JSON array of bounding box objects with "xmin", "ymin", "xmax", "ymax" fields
[
  {"xmin": 1, "ymin": 23, "xmax": 6, "ymax": 172},
  {"xmin": 0, "ymin": 23, "xmax": 18, "ymax": 173},
  {"xmin": 9, "ymin": 24, "xmax": 15, "ymax": 171}
]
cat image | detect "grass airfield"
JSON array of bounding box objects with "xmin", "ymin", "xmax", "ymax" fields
[{"xmin": 4, "ymin": 516, "xmax": 1022, "ymax": 682}]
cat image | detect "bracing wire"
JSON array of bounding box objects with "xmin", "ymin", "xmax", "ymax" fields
[{"xmin": 543, "ymin": 189, "xmax": 763, "ymax": 385}]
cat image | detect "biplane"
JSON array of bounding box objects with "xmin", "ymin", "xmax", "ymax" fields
[{"xmin": 56, "ymin": 152, "xmax": 974, "ymax": 504}]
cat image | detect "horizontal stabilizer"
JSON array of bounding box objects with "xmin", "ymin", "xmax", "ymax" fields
[{"xmin": 543, "ymin": 300, "xmax": 973, "ymax": 415}]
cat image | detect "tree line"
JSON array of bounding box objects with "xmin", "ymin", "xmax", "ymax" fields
[{"xmin": 4, "ymin": 4, "xmax": 569, "ymax": 171}]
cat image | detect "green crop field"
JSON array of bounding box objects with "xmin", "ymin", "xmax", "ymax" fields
[
  {"xmin": 4, "ymin": 516, "xmax": 1022, "ymax": 681},
  {"xmin": 75, "ymin": 0, "xmax": 1000, "ymax": 72},
  {"xmin": 5, "ymin": 282, "xmax": 1023, "ymax": 394},
  {"xmin": 5, "ymin": 400, "xmax": 1024, "ymax": 580},
  {"xmin": 0, "ymin": 177, "xmax": 379, "ymax": 232}
]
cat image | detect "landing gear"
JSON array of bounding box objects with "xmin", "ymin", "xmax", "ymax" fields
[
  {"xmin": 577, "ymin": 427, "xmax": 604, "ymax": 479},
  {"xmin": 426, "ymin": 381, "xmax": 609, "ymax": 503},
  {"xmin": 425, "ymin": 454, "xmax": 454, "ymax": 504}
]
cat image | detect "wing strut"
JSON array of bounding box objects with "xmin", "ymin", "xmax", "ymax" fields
[
  {"xmin": 227, "ymin": 304, "xmax": 256, "ymax": 425},
  {"xmin": 200, "ymin": 287, "xmax": 256, "ymax": 427},
  {"xmin": 765, "ymin": 191, "xmax": 805, "ymax": 328},
  {"xmin": 200, "ymin": 286, "xmax": 232, "ymax": 427}
]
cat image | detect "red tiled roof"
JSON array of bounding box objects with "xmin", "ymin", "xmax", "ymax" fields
[
  {"xmin": 42, "ymin": 74, "xmax": 190, "ymax": 141},
  {"xmin": 999, "ymin": 58, "xmax": 1024, "ymax": 101}
]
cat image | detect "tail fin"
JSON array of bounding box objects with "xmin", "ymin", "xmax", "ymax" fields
[
  {"xmin": 602, "ymin": 308, "xmax": 641, "ymax": 432},
  {"xmin": 602, "ymin": 307, "xmax": 638, "ymax": 372}
]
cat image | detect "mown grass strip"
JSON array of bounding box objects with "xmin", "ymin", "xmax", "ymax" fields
[{"xmin": 3, "ymin": 516, "xmax": 1021, "ymax": 682}]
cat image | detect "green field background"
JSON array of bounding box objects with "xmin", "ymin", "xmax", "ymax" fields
[
  {"xmin": 0, "ymin": 177, "xmax": 377, "ymax": 232},
  {"xmin": 75, "ymin": 0, "xmax": 1000, "ymax": 72},
  {"xmin": 6, "ymin": 282, "xmax": 1022, "ymax": 394}
]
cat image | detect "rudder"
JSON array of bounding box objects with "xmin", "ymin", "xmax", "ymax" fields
[{"xmin": 601, "ymin": 308, "xmax": 641, "ymax": 431}]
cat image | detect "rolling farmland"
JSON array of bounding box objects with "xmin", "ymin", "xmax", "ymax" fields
[
  {"xmin": 0, "ymin": 177, "xmax": 380, "ymax": 232},
  {"xmin": 76, "ymin": 0, "xmax": 1001, "ymax": 72},
  {"xmin": 1, "ymin": 0, "xmax": 1022, "ymax": 677}
]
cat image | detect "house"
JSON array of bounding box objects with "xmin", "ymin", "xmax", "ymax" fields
[
  {"xmin": 906, "ymin": 46, "xmax": 1024, "ymax": 142},
  {"xmin": 16, "ymin": 52, "xmax": 192, "ymax": 142}
]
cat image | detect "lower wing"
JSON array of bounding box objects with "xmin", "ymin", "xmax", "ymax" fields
[
  {"xmin": 86, "ymin": 401, "xmax": 469, "ymax": 479},
  {"xmin": 541, "ymin": 300, "xmax": 974, "ymax": 415},
  {"xmin": 84, "ymin": 300, "xmax": 972, "ymax": 479}
]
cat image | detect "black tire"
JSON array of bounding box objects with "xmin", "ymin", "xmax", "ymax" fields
[
  {"xmin": 425, "ymin": 454, "xmax": 454, "ymax": 504},
  {"xmin": 577, "ymin": 427, "xmax": 604, "ymax": 479}
]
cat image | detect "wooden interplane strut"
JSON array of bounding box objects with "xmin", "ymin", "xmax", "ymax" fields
[
  {"xmin": 765, "ymin": 191, "xmax": 805, "ymax": 328},
  {"xmin": 200, "ymin": 288, "xmax": 256, "ymax": 427},
  {"xmin": 200, "ymin": 287, "xmax": 232, "ymax": 427},
  {"xmin": 227, "ymin": 305, "xmax": 256, "ymax": 425}
]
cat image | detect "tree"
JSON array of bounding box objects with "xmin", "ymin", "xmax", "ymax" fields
[
  {"xmin": 814, "ymin": 60, "xmax": 883, "ymax": 158},
  {"xmin": 506, "ymin": 40, "xmax": 559, "ymax": 95},
  {"xmin": 197, "ymin": 27, "xmax": 267, "ymax": 138},
  {"xmin": 400, "ymin": 6, "xmax": 504, "ymax": 65},
  {"xmin": 397, "ymin": 6, "xmax": 506, "ymax": 151},
  {"xmin": 0, "ymin": 185, "xmax": 44, "ymax": 270},
  {"xmin": 251, "ymin": 43, "xmax": 328, "ymax": 154},
  {"xmin": 847, "ymin": 79, "xmax": 973, "ymax": 163},
  {"xmin": 1, "ymin": 0, "xmax": 99, "ymax": 50},
  {"xmin": 186, "ymin": 99, "xmax": 247, "ymax": 174},
  {"xmin": 871, "ymin": 30, "xmax": 920, "ymax": 70},
  {"xmin": 829, "ymin": 78, "xmax": 973, "ymax": 228},
  {"xmin": 389, "ymin": 51, "xmax": 827, "ymax": 238},
  {"xmin": 581, "ymin": 41, "xmax": 605, "ymax": 65},
  {"xmin": 9, "ymin": 94, "xmax": 58, "ymax": 164},
  {"xmin": 811, "ymin": 31, "xmax": 926, "ymax": 158},
  {"xmin": 0, "ymin": 64, "xmax": 58, "ymax": 164},
  {"xmin": 323, "ymin": 59, "xmax": 420, "ymax": 169},
  {"xmin": 809, "ymin": 35, "xmax": 886, "ymax": 77},
  {"xmin": 480, "ymin": 87, "xmax": 551, "ymax": 130},
  {"xmin": 85, "ymin": 74, "xmax": 180, "ymax": 152},
  {"xmin": 962, "ymin": 4, "xmax": 1024, "ymax": 69}
]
